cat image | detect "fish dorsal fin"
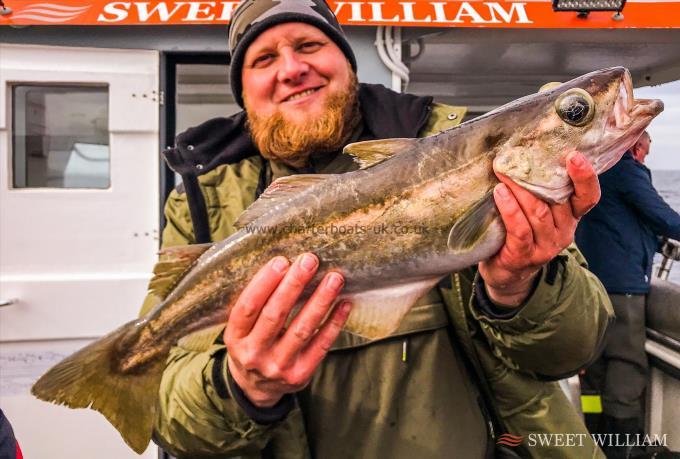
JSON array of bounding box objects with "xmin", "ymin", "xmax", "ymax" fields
[
  {"xmin": 341, "ymin": 277, "xmax": 441, "ymax": 339},
  {"xmin": 233, "ymin": 174, "xmax": 333, "ymax": 229},
  {"xmin": 148, "ymin": 243, "xmax": 213, "ymax": 302},
  {"xmin": 343, "ymin": 138, "xmax": 418, "ymax": 169},
  {"xmin": 447, "ymin": 191, "xmax": 500, "ymax": 254},
  {"xmin": 177, "ymin": 324, "xmax": 226, "ymax": 352}
]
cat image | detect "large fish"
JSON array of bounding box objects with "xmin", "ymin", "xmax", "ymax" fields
[{"xmin": 32, "ymin": 67, "xmax": 662, "ymax": 453}]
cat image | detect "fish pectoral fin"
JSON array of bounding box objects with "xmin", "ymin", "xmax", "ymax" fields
[
  {"xmin": 177, "ymin": 323, "xmax": 226, "ymax": 351},
  {"xmin": 234, "ymin": 174, "xmax": 334, "ymax": 229},
  {"xmin": 448, "ymin": 190, "xmax": 500, "ymax": 254},
  {"xmin": 341, "ymin": 278, "xmax": 441, "ymax": 339},
  {"xmin": 149, "ymin": 242, "xmax": 214, "ymax": 301},
  {"xmin": 343, "ymin": 138, "xmax": 419, "ymax": 169}
]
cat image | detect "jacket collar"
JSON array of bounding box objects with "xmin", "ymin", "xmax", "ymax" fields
[
  {"xmin": 163, "ymin": 83, "xmax": 433, "ymax": 176},
  {"xmin": 623, "ymin": 150, "xmax": 652, "ymax": 175}
]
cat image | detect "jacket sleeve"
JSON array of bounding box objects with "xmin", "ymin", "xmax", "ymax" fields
[
  {"xmin": 143, "ymin": 192, "xmax": 304, "ymax": 457},
  {"xmin": 618, "ymin": 164, "xmax": 680, "ymax": 241},
  {"xmin": 154, "ymin": 343, "xmax": 276, "ymax": 457},
  {"xmin": 161, "ymin": 188, "xmax": 198, "ymax": 247},
  {"xmin": 469, "ymin": 245, "xmax": 614, "ymax": 379}
]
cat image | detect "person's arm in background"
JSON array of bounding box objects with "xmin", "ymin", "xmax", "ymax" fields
[{"xmin": 620, "ymin": 163, "xmax": 680, "ymax": 242}]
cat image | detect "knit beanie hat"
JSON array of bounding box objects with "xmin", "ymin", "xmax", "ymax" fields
[{"xmin": 227, "ymin": 0, "xmax": 357, "ymax": 107}]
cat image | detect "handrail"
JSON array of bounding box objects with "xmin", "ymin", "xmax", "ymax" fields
[{"xmin": 657, "ymin": 238, "xmax": 680, "ymax": 280}]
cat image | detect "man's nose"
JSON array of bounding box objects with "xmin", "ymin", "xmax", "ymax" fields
[{"xmin": 277, "ymin": 50, "xmax": 309, "ymax": 84}]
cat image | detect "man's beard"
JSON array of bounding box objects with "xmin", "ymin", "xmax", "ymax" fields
[{"xmin": 245, "ymin": 72, "xmax": 360, "ymax": 168}]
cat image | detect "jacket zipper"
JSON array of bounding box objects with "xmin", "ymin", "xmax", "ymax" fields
[{"xmin": 453, "ymin": 273, "xmax": 497, "ymax": 443}]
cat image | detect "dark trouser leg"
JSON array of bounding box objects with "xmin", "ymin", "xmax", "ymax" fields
[{"xmin": 602, "ymin": 294, "xmax": 648, "ymax": 421}]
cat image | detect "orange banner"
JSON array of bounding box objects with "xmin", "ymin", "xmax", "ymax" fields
[{"xmin": 0, "ymin": 1, "xmax": 679, "ymax": 28}]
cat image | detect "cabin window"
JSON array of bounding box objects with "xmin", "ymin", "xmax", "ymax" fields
[
  {"xmin": 11, "ymin": 85, "xmax": 110, "ymax": 189},
  {"xmin": 175, "ymin": 64, "xmax": 238, "ymax": 133}
]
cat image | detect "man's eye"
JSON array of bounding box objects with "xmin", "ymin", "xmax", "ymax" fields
[
  {"xmin": 298, "ymin": 42, "xmax": 323, "ymax": 53},
  {"xmin": 251, "ymin": 54, "xmax": 274, "ymax": 68}
]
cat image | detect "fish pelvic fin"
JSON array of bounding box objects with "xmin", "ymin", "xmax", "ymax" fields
[
  {"xmin": 343, "ymin": 138, "xmax": 418, "ymax": 169},
  {"xmin": 448, "ymin": 190, "xmax": 500, "ymax": 254},
  {"xmin": 31, "ymin": 320, "xmax": 165, "ymax": 454},
  {"xmin": 341, "ymin": 277, "xmax": 441, "ymax": 339}
]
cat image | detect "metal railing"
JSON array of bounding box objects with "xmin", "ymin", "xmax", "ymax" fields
[{"xmin": 657, "ymin": 238, "xmax": 680, "ymax": 280}]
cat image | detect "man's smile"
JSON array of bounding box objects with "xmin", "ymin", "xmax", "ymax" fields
[{"xmin": 282, "ymin": 86, "xmax": 324, "ymax": 103}]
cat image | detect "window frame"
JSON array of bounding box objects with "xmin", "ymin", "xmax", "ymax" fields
[{"xmin": 9, "ymin": 82, "xmax": 112, "ymax": 191}]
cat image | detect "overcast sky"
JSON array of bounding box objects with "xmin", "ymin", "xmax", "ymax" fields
[{"xmin": 635, "ymin": 80, "xmax": 680, "ymax": 170}]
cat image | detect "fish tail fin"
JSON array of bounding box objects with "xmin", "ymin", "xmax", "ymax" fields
[{"xmin": 31, "ymin": 320, "xmax": 166, "ymax": 454}]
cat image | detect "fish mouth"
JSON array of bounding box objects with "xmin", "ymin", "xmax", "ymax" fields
[
  {"xmin": 608, "ymin": 70, "xmax": 664, "ymax": 132},
  {"xmin": 594, "ymin": 70, "xmax": 664, "ymax": 174}
]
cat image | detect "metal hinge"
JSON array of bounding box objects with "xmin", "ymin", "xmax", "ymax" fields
[{"xmin": 159, "ymin": 90, "xmax": 165, "ymax": 106}]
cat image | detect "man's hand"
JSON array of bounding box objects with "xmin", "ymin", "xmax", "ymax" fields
[
  {"xmin": 479, "ymin": 151, "xmax": 600, "ymax": 306},
  {"xmin": 224, "ymin": 253, "xmax": 352, "ymax": 408}
]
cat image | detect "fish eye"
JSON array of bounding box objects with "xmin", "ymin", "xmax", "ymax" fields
[{"xmin": 555, "ymin": 88, "xmax": 595, "ymax": 127}]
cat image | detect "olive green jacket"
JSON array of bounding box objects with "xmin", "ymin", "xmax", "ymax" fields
[{"xmin": 144, "ymin": 103, "xmax": 613, "ymax": 459}]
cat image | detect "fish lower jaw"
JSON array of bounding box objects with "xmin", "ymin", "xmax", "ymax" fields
[
  {"xmin": 591, "ymin": 144, "xmax": 628, "ymax": 176},
  {"xmin": 593, "ymin": 116, "xmax": 654, "ymax": 175},
  {"xmin": 632, "ymin": 99, "xmax": 664, "ymax": 119},
  {"xmin": 530, "ymin": 185, "xmax": 572, "ymax": 204},
  {"xmin": 605, "ymin": 95, "xmax": 662, "ymax": 144},
  {"xmin": 597, "ymin": 94, "xmax": 662, "ymax": 172},
  {"xmin": 502, "ymin": 175, "xmax": 571, "ymax": 204}
]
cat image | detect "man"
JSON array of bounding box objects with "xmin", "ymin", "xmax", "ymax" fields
[
  {"xmin": 145, "ymin": 1, "xmax": 613, "ymax": 457},
  {"xmin": 576, "ymin": 131, "xmax": 680, "ymax": 458},
  {"xmin": 632, "ymin": 131, "xmax": 652, "ymax": 165}
]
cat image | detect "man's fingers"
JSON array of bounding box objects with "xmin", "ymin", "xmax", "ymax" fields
[
  {"xmin": 275, "ymin": 271, "xmax": 345, "ymax": 365},
  {"xmin": 493, "ymin": 183, "xmax": 534, "ymax": 254},
  {"xmin": 496, "ymin": 174, "xmax": 556, "ymax": 245},
  {"xmin": 248, "ymin": 253, "xmax": 320, "ymax": 346},
  {"xmin": 296, "ymin": 301, "xmax": 352, "ymax": 382},
  {"xmin": 566, "ymin": 151, "xmax": 600, "ymax": 218},
  {"xmin": 226, "ymin": 256, "xmax": 290, "ymax": 341},
  {"xmin": 551, "ymin": 201, "xmax": 579, "ymax": 247}
]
